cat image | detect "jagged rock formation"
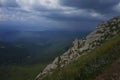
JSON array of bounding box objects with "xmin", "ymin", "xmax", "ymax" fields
[{"xmin": 35, "ymin": 16, "xmax": 120, "ymax": 80}]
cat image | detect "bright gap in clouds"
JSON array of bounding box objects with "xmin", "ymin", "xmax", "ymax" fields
[{"xmin": 16, "ymin": 0, "xmax": 62, "ymax": 11}]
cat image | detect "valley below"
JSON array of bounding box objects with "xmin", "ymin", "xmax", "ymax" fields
[{"xmin": 0, "ymin": 30, "xmax": 90, "ymax": 80}]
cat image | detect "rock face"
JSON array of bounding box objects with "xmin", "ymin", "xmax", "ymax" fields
[{"xmin": 35, "ymin": 16, "xmax": 120, "ymax": 80}]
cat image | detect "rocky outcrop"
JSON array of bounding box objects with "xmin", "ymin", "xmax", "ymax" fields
[{"xmin": 35, "ymin": 16, "xmax": 120, "ymax": 80}]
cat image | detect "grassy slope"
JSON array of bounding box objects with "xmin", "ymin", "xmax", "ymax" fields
[
  {"xmin": 43, "ymin": 34, "xmax": 120, "ymax": 80},
  {"xmin": 0, "ymin": 64, "xmax": 46, "ymax": 80},
  {"xmin": 96, "ymin": 58, "xmax": 120, "ymax": 80}
]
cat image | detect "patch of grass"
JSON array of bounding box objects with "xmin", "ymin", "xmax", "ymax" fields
[
  {"xmin": 43, "ymin": 34, "xmax": 120, "ymax": 80},
  {"xmin": 0, "ymin": 64, "xmax": 46, "ymax": 80}
]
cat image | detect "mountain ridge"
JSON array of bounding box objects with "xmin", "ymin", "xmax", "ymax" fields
[{"xmin": 35, "ymin": 16, "xmax": 120, "ymax": 80}]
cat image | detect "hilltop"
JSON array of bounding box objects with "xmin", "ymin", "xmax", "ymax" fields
[{"xmin": 35, "ymin": 16, "xmax": 120, "ymax": 80}]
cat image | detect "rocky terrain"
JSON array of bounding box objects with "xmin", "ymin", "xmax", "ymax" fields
[{"xmin": 35, "ymin": 16, "xmax": 120, "ymax": 80}]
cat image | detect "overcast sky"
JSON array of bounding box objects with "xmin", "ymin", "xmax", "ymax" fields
[{"xmin": 0, "ymin": 0, "xmax": 120, "ymax": 31}]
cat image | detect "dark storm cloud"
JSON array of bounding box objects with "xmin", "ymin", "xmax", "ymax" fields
[
  {"xmin": 42, "ymin": 0, "xmax": 120, "ymax": 22},
  {"xmin": 61, "ymin": 0, "xmax": 120, "ymax": 14},
  {"xmin": 0, "ymin": 0, "xmax": 120, "ymax": 31},
  {"xmin": 45, "ymin": 13, "xmax": 103, "ymax": 22}
]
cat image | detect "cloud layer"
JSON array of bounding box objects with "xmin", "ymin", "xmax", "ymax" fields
[{"xmin": 0, "ymin": 0, "xmax": 120, "ymax": 31}]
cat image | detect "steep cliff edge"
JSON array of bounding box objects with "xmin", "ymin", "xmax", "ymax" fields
[{"xmin": 35, "ymin": 16, "xmax": 120, "ymax": 80}]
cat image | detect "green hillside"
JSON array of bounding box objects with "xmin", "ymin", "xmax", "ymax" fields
[
  {"xmin": 0, "ymin": 64, "xmax": 46, "ymax": 80},
  {"xmin": 42, "ymin": 34, "xmax": 120, "ymax": 80}
]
